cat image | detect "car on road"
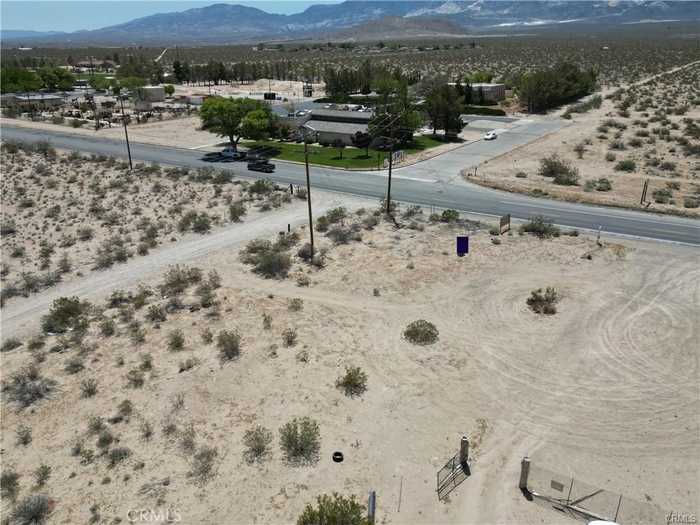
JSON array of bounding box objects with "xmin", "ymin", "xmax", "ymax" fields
[
  {"xmin": 247, "ymin": 160, "xmax": 275, "ymax": 173},
  {"xmin": 201, "ymin": 148, "xmax": 247, "ymax": 162},
  {"xmin": 484, "ymin": 131, "xmax": 498, "ymax": 141}
]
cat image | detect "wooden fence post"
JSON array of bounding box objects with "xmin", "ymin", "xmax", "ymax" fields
[
  {"xmin": 459, "ymin": 436, "xmax": 469, "ymax": 465},
  {"xmin": 519, "ymin": 457, "xmax": 531, "ymax": 491}
]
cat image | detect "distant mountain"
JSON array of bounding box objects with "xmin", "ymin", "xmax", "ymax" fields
[
  {"xmin": 3, "ymin": 1, "xmax": 699, "ymax": 46},
  {"xmin": 1, "ymin": 29, "xmax": 65, "ymax": 40},
  {"xmin": 330, "ymin": 15, "xmax": 467, "ymax": 41}
]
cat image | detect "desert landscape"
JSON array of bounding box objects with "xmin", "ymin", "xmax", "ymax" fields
[
  {"xmin": 472, "ymin": 62, "xmax": 700, "ymax": 216},
  {"xmin": 0, "ymin": 142, "xmax": 300, "ymax": 304},
  {"xmin": 2, "ymin": 2, "xmax": 699, "ymax": 524},
  {"xmin": 1, "ymin": 204, "xmax": 697, "ymax": 524}
]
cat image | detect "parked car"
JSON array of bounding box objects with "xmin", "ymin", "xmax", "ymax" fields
[
  {"xmin": 484, "ymin": 131, "xmax": 498, "ymax": 141},
  {"xmin": 247, "ymin": 160, "xmax": 275, "ymax": 173}
]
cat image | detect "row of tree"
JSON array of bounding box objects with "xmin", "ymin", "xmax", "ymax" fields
[
  {"xmin": 0, "ymin": 67, "xmax": 76, "ymax": 93},
  {"xmin": 516, "ymin": 62, "xmax": 597, "ymax": 113}
]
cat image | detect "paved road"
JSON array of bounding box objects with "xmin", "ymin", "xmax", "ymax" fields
[{"xmin": 2, "ymin": 124, "xmax": 699, "ymax": 245}]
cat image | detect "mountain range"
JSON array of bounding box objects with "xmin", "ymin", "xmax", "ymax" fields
[{"xmin": 3, "ymin": 1, "xmax": 699, "ymax": 46}]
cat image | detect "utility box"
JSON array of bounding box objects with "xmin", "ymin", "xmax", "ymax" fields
[{"xmin": 457, "ymin": 236, "xmax": 469, "ymax": 257}]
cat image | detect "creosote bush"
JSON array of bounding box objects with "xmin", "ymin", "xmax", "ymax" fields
[
  {"xmin": 11, "ymin": 494, "xmax": 51, "ymax": 525},
  {"xmin": 527, "ymin": 287, "xmax": 559, "ymax": 315},
  {"xmin": 243, "ymin": 425, "xmax": 273, "ymax": 463},
  {"xmin": 3, "ymin": 365, "xmax": 56, "ymax": 408},
  {"xmin": 403, "ymin": 320, "xmax": 439, "ymax": 345},
  {"xmin": 217, "ymin": 330, "xmax": 241, "ymax": 361},
  {"xmin": 279, "ymin": 417, "xmax": 321, "ymax": 465},
  {"xmin": 519, "ymin": 216, "xmax": 560, "ymax": 239},
  {"xmin": 538, "ymin": 154, "xmax": 579, "ymax": 185},
  {"xmin": 297, "ymin": 493, "xmax": 368, "ymax": 525},
  {"xmin": 336, "ymin": 366, "xmax": 368, "ymax": 397}
]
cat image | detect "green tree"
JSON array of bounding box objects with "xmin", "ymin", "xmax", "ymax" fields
[
  {"xmin": 0, "ymin": 68, "xmax": 42, "ymax": 93},
  {"xmin": 38, "ymin": 67, "xmax": 75, "ymax": 91},
  {"xmin": 424, "ymin": 83, "xmax": 463, "ymax": 135},
  {"xmin": 164, "ymin": 84, "xmax": 175, "ymax": 97},
  {"xmin": 297, "ymin": 493, "xmax": 368, "ymax": 525},
  {"xmin": 200, "ymin": 97, "xmax": 273, "ymax": 147}
]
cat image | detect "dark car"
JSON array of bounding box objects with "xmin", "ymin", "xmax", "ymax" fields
[{"xmin": 247, "ymin": 161, "xmax": 275, "ymax": 173}]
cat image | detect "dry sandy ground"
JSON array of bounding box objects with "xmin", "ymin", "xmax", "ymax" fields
[
  {"xmin": 471, "ymin": 63, "xmax": 700, "ymax": 217},
  {"xmin": 1, "ymin": 208, "xmax": 697, "ymax": 525}
]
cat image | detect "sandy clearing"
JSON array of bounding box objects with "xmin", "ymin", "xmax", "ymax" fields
[{"xmin": 1, "ymin": 212, "xmax": 697, "ymax": 525}]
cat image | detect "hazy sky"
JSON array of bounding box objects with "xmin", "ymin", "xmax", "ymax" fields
[{"xmin": 1, "ymin": 1, "xmax": 343, "ymax": 32}]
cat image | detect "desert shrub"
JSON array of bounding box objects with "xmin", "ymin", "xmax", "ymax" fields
[
  {"xmin": 243, "ymin": 425, "xmax": 273, "ymax": 463},
  {"xmin": 325, "ymin": 207, "xmax": 347, "ymax": 224},
  {"xmin": 297, "ymin": 243, "xmax": 314, "ymax": 262},
  {"xmin": 160, "ymin": 265, "xmax": 202, "ymax": 296},
  {"xmin": 585, "ymin": 178, "xmax": 613, "ymax": 192},
  {"xmin": 34, "ymin": 465, "xmax": 51, "ymax": 487},
  {"xmin": 126, "ymin": 369, "xmax": 145, "ymax": 388},
  {"xmin": 1, "ymin": 337, "xmax": 22, "ymax": 352},
  {"xmin": 3, "ymin": 365, "xmax": 55, "ymax": 408},
  {"xmin": 403, "ymin": 320, "xmax": 439, "ymax": 345},
  {"xmin": 652, "ymin": 188, "xmax": 672, "ymax": 204},
  {"xmin": 297, "ymin": 493, "xmax": 367, "ymax": 525},
  {"xmin": 1, "ymin": 469, "xmax": 20, "ymax": 501},
  {"xmin": 441, "ymin": 209, "xmax": 460, "ymax": 223},
  {"xmin": 11, "ymin": 494, "xmax": 51, "ymax": 524},
  {"xmin": 295, "ymin": 187, "xmax": 308, "ymax": 199},
  {"xmin": 327, "ymin": 226, "xmax": 360, "ymax": 245},
  {"xmin": 64, "ymin": 356, "xmax": 85, "ymax": 374},
  {"xmin": 16, "ymin": 424, "xmax": 32, "ymax": 446},
  {"xmin": 87, "ymin": 415, "xmax": 106, "ymax": 435},
  {"xmin": 255, "ymin": 250, "xmax": 292, "ymax": 278},
  {"xmin": 41, "ymin": 296, "xmax": 91, "ymax": 334},
  {"xmin": 217, "ymin": 330, "xmax": 241, "ymax": 361},
  {"xmin": 288, "ymin": 298, "xmax": 304, "ymax": 311},
  {"xmin": 99, "ymin": 317, "xmax": 116, "ymax": 337},
  {"xmin": 96, "ymin": 429, "xmax": 114, "ymax": 449},
  {"xmin": 80, "ymin": 378, "xmax": 98, "ymax": 398},
  {"xmin": 108, "ymin": 447, "xmax": 131, "ymax": 467},
  {"xmin": 538, "ymin": 155, "xmax": 579, "ymax": 185},
  {"xmin": 614, "ymin": 159, "xmax": 636, "ymax": 172},
  {"xmin": 117, "ymin": 400, "xmax": 134, "ymax": 420},
  {"xmin": 315, "ymin": 216, "xmax": 330, "ymax": 232},
  {"xmin": 683, "ymin": 197, "xmax": 699, "ymax": 209},
  {"xmin": 179, "ymin": 357, "xmax": 201, "ymax": 373},
  {"xmin": 228, "ymin": 201, "xmax": 247, "ymax": 222},
  {"xmin": 527, "ymin": 287, "xmax": 559, "ymax": 315},
  {"xmin": 167, "ymin": 329, "xmax": 185, "ymax": 352},
  {"xmin": 262, "ymin": 313, "xmax": 272, "ymax": 330},
  {"xmin": 519, "ymin": 216, "xmax": 560, "ymax": 238},
  {"xmin": 279, "ymin": 417, "xmax": 321, "ymax": 464},
  {"xmin": 189, "ymin": 445, "xmax": 218, "ymax": 484},
  {"xmin": 282, "ymin": 328, "xmax": 298, "ymax": 347},
  {"xmin": 335, "ymin": 366, "xmax": 368, "ymax": 397},
  {"xmin": 146, "ymin": 305, "xmax": 167, "ymax": 323},
  {"xmin": 139, "ymin": 421, "xmax": 154, "ymax": 441},
  {"xmin": 248, "ymin": 179, "xmax": 273, "ymax": 195}
]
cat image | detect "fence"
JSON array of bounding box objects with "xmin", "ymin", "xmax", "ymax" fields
[{"xmin": 524, "ymin": 460, "xmax": 670, "ymax": 525}]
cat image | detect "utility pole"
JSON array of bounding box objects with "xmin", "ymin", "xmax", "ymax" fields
[
  {"xmin": 119, "ymin": 95, "xmax": 133, "ymax": 170},
  {"xmin": 304, "ymin": 138, "xmax": 314, "ymax": 258}
]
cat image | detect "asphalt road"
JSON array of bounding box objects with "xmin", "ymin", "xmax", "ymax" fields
[{"xmin": 2, "ymin": 124, "xmax": 699, "ymax": 245}]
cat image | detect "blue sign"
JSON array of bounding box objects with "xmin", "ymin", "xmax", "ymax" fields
[{"xmin": 457, "ymin": 236, "xmax": 469, "ymax": 257}]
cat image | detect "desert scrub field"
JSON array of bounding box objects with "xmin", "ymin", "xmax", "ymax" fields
[
  {"xmin": 0, "ymin": 141, "xmax": 295, "ymax": 304},
  {"xmin": 1, "ymin": 201, "xmax": 696, "ymax": 524},
  {"xmin": 473, "ymin": 62, "xmax": 700, "ymax": 214}
]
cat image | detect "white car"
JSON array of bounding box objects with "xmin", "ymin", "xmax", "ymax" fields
[{"xmin": 484, "ymin": 131, "xmax": 498, "ymax": 141}]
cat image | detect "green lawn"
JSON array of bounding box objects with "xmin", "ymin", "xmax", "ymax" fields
[{"xmin": 244, "ymin": 135, "xmax": 447, "ymax": 170}]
